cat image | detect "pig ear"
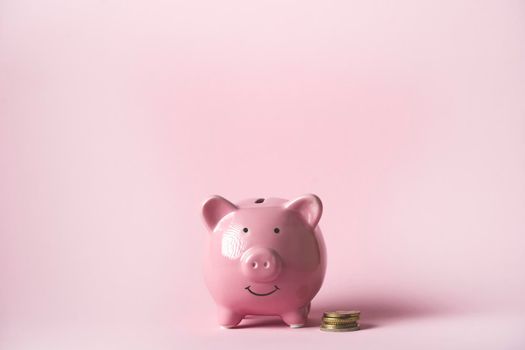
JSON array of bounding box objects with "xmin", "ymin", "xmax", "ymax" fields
[
  {"xmin": 202, "ymin": 195, "xmax": 238, "ymax": 232},
  {"xmin": 284, "ymin": 194, "xmax": 323, "ymax": 228}
]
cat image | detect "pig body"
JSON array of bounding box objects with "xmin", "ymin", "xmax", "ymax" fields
[{"xmin": 202, "ymin": 195, "xmax": 326, "ymax": 328}]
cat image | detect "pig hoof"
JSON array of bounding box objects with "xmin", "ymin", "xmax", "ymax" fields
[
  {"xmin": 290, "ymin": 324, "xmax": 304, "ymax": 328},
  {"xmin": 220, "ymin": 325, "xmax": 235, "ymax": 329},
  {"xmin": 217, "ymin": 308, "xmax": 243, "ymax": 328}
]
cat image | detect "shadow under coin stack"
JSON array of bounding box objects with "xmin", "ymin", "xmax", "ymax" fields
[{"xmin": 320, "ymin": 311, "xmax": 360, "ymax": 332}]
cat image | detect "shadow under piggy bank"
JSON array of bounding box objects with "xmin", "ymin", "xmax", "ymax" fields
[{"xmin": 235, "ymin": 294, "xmax": 448, "ymax": 329}]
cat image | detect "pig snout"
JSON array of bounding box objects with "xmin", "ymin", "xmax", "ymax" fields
[{"xmin": 241, "ymin": 247, "xmax": 282, "ymax": 283}]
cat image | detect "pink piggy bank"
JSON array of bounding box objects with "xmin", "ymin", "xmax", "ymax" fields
[{"xmin": 201, "ymin": 194, "xmax": 326, "ymax": 328}]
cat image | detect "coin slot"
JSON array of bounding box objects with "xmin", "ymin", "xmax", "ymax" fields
[{"xmin": 255, "ymin": 198, "xmax": 265, "ymax": 203}]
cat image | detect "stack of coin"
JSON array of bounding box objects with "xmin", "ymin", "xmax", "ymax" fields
[{"xmin": 320, "ymin": 310, "xmax": 360, "ymax": 332}]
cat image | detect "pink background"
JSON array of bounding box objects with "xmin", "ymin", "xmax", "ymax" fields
[{"xmin": 1, "ymin": 0, "xmax": 525, "ymax": 349}]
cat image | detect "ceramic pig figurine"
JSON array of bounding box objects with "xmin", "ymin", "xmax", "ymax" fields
[{"xmin": 202, "ymin": 194, "xmax": 326, "ymax": 328}]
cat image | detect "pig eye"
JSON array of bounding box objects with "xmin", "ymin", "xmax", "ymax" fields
[
  {"xmin": 242, "ymin": 227, "xmax": 249, "ymax": 233},
  {"xmin": 273, "ymin": 227, "xmax": 280, "ymax": 234}
]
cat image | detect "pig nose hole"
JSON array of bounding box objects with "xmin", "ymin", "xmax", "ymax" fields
[
  {"xmin": 263, "ymin": 261, "xmax": 270, "ymax": 269},
  {"xmin": 251, "ymin": 262, "xmax": 258, "ymax": 269}
]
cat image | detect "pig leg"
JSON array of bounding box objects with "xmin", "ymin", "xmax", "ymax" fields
[
  {"xmin": 281, "ymin": 304, "xmax": 309, "ymax": 328},
  {"xmin": 217, "ymin": 307, "xmax": 244, "ymax": 328}
]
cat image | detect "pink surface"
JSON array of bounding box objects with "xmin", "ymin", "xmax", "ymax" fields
[{"xmin": 1, "ymin": 0, "xmax": 524, "ymax": 349}]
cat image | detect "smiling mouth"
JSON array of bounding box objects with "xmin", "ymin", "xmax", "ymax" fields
[{"xmin": 245, "ymin": 285, "xmax": 280, "ymax": 296}]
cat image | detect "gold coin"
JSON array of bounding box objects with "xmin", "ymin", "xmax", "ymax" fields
[
  {"xmin": 323, "ymin": 310, "xmax": 360, "ymax": 318},
  {"xmin": 321, "ymin": 322, "xmax": 358, "ymax": 327},
  {"xmin": 322, "ymin": 321, "xmax": 359, "ymax": 328},
  {"xmin": 321, "ymin": 322, "xmax": 359, "ymax": 328},
  {"xmin": 320, "ymin": 324, "xmax": 360, "ymax": 332},
  {"xmin": 322, "ymin": 321, "xmax": 358, "ymax": 327},
  {"xmin": 322, "ymin": 316, "xmax": 359, "ymax": 324},
  {"xmin": 335, "ymin": 310, "xmax": 360, "ymax": 316}
]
